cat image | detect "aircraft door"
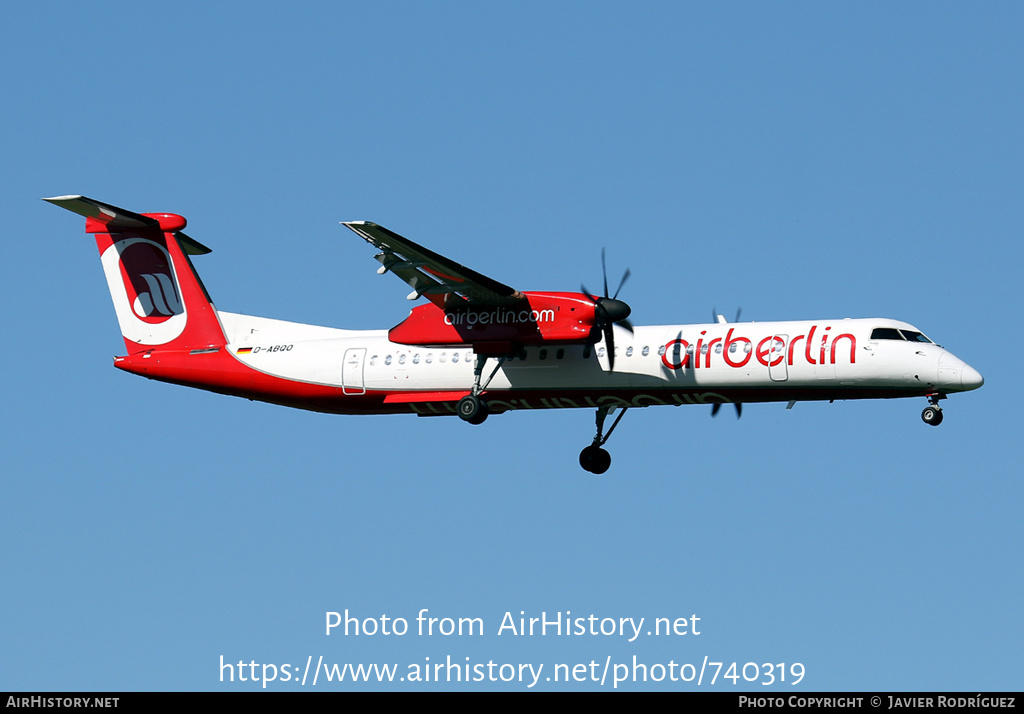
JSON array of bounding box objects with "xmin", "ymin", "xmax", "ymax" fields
[
  {"xmin": 342, "ymin": 347, "xmax": 366, "ymax": 395},
  {"xmin": 768, "ymin": 334, "xmax": 788, "ymax": 382}
]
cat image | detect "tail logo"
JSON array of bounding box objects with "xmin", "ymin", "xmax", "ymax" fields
[
  {"xmin": 100, "ymin": 237, "xmax": 188, "ymax": 345},
  {"xmin": 133, "ymin": 272, "xmax": 182, "ymax": 317},
  {"xmin": 118, "ymin": 240, "xmax": 184, "ymax": 320}
]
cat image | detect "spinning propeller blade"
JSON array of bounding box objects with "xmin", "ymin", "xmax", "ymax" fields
[
  {"xmin": 709, "ymin": 305, "xmax": 743, "ymax": 417},
  {"xmin": 710, "ymin": 401, "xmax": 743, "ymax": 419},
  {"xmin": 582, "ymin": 251, "xmax": 632, "ymax": 370}
]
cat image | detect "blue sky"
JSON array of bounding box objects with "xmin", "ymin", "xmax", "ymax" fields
[{"xmin": 1, "ymin": 1, "xmax": 1020, "ymax": 691}]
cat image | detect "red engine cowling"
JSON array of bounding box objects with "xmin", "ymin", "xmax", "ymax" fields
[{"xmin": 388, "ymin": 291, "xmax": 598, "ymax": 352}]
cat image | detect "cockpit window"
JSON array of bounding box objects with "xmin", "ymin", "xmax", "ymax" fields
[
  {"xmin": 870, "ymin": 327, "xmax": 935, "ymax": 344},
  {"xmin": 870, "ymin": 328, "xmax": 904, "ymax": 340},
  {"xmin": 900, "ymin": 330, "xmax": 933, "ymax": 344}
]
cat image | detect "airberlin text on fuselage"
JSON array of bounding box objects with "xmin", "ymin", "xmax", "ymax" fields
[
  {"xmin": 661, "ymin": 326, "xmax": 857, "ymax": 371},
  {"xmin": 443, "ymin": 308, "xmax": 556, "ymax": 327}
]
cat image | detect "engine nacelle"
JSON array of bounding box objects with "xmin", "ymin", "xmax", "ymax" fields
[{"xmin": 388, "ymin": 291, "xmax": 597, "ymax": 350}]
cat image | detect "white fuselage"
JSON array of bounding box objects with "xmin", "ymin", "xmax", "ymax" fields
[{"xmin": 216, "ymin": 312, "xmax": 982, "ymax": 415}]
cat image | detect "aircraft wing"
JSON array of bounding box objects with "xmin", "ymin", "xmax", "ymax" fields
[{"xmin": 343, "ymin": 221, "xmax": 524, "ymax": 307}]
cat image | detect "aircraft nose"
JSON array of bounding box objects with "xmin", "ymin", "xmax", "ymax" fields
[{"xmin": 961, "ymin": 364, "xmax": 984, "ymax": 391}]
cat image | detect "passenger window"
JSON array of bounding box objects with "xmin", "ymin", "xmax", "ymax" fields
[
  {"xmin": 425, "ymin": 353, "xmax": 433, "ymax": 364},
  {"xmin": 398, "ymin": 354, "xmax": 406, "ymax": 365},
  {"xmin": 413, "ymin": 354, "xmax": 420, "ymax": 364},
  {"xmin": 626, "ymin": 346, "xmax": 633, "ymax": 357},
  {"xmin": 370, "ymin": 355, "xmax": 378, "ymax": 366},
  {"xmin": 452, "ymin": 352, "xmax": 459, "ymax": 363},
  {"xmin": 583, "ymin": 344, "xmax": 592, "ymax": 359},
  {"xmin": 556, "ymin": 348, "xmax": 565, "ymax": 359},
  {"xmin": 642, "ymin": 346, "xmax": 649, "ymax": 357},
  {"xmin": 539, "ymin": 349, "xmax": 548, "ymax": 360},
  {"xmin": 385, "ymin": 355, "xmax": 392, "ymax": 366}
]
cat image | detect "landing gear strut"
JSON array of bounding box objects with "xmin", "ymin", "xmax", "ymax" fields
[
  {"xmin": 921, "ymin": 393, "xmax": 944, "ymax": 426},
  {"xmin": 579, "ymin": 406, "xmax": 628, "ymax": 474},
  {"xmin": 457, "ymin": 354, "xmax": 507, "ymax": 425}
]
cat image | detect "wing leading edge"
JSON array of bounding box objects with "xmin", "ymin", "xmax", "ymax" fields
[{"xmin": 343, "ymin": 221, "xmax": 524, "ymax": 308}]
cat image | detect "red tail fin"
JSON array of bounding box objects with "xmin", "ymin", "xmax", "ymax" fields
[{"xmin": 45, "ymin": 196, "xmax": 226, "ymax": 354}]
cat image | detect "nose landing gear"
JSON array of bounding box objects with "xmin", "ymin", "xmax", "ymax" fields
[{"xmin": 921, "ymin": 393, "xmax": 944, "ymax": 426}]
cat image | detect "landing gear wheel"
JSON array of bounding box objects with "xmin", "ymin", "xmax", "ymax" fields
[
  {"xmin": 579, "ymin": 406, "xmax": 627, "ymax": 474},
  {"xmin": 458, "ymin": 395, "xmax": 489, "ymax": 425},
  {"xmin": 579, "ymin": 445, "xmax": 611, "ymax": 474},
  {"xmin": 921, "ymin": 406, "xmax": 943, "ymax": 426}
]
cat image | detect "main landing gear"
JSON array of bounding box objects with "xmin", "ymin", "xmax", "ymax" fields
[
  {"xmin": 921, "ymin": 393, "xmax": 944, "ymax": 426},
  {"xmin": 457, "ymin": 394, "xmax": 489, "ymax": 425},
  {"xmin": 457, "ymin": 354, "xmax": 507, "ymax": 426},
  {"xmin": 456, "ymin": 352, "xmax": 627, "ymax": 474},
  {"xmin": 579, "ymin": 406, "xmax": 628, "ymax": 474}
]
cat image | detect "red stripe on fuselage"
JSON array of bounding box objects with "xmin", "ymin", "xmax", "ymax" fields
[{"xmin": 113, "ymin": 347, "xmax": 937, "ymax": 417}]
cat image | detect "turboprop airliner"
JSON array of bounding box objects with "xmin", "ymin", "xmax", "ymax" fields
[{"xmin": 46, "ymin": 195, "xmax": 984, "ymax": 473}]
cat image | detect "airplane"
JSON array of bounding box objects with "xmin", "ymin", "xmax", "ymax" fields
[{"xmin": 46, "ymin": 195, "xmax": 984, "ymax": 474}]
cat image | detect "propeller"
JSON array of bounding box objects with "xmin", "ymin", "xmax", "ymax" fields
[
  {"xmin": 582, "ymin": 249, "xmax": 633, "ymax": 370},
  {"xmin": 710, "ymin": 305, "xmax": 743, "ymax": 417},
  {"xmin": 712, "ymin": 306, "xmax": 742, "ymax": 324},
  {"xmin": 711, "ymin": 401, "xmax": 743, "ymax": 419}
]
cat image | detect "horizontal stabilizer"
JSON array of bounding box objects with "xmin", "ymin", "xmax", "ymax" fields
[
  {"xmin": 44, "ymin": 195, "xmax": 212, "ymax": 254},
  {"xmin": 176, "ymin": 232, "xmax": 213, "ymax": 255},
  {"xmin": 43, "ymin": 195, "xmax": 159, "ymax": 231}
]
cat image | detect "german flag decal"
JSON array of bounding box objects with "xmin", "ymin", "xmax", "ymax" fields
[{"xmin": 236, "ymin": 347, "xmax": 253, "ymax": 354}]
